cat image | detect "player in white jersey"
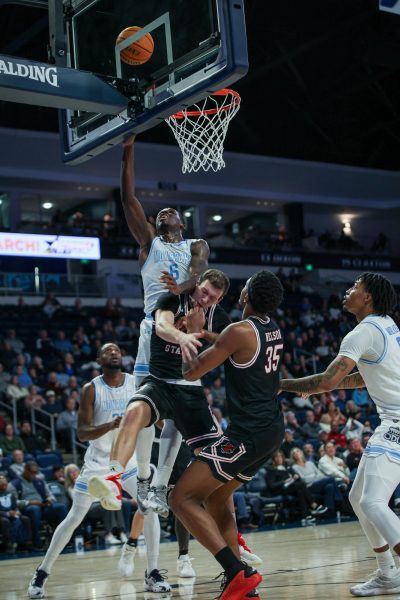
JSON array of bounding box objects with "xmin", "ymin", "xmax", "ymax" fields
[
  {"xmin": 280, "ymin": 272, "xmax": 400, "ymax": 597},
  {"xmin": 27, "ymin": 343, "xmax": 170, "ymax": 598},
  {"xmin": 120, "ymin": 134, "xmax": 209, "ymax": 574}
]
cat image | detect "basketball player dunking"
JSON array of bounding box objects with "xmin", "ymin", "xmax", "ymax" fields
[
  {"xmin": 27, "ymin": 343, "xmax": 169, "ymax": 598},
  {"xmin": 119, "ymin": 134, "xmax": 209, "ymax": 575},
  {"xmin": 170, "ymin": 270, "xmax": 285, "ymax": 600}
]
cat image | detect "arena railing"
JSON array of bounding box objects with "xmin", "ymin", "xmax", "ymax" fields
[{"xmin": 30, "ymin": 406, "xmax": 57, "ymax": 451}]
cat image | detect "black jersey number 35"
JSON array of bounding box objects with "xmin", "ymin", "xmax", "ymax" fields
[{"xmin": 265, "ymin": 343, "xmax": 283, "ymax": 374}]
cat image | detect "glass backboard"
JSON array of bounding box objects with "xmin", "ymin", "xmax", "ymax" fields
[{"xmin": 52, "ymin": 0, "xmax": 248, "ymax": 164}]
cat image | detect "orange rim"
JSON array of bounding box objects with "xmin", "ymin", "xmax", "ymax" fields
[{"xmin": 170, "ymin": 88, "xmax": 241, "ymax": 120}]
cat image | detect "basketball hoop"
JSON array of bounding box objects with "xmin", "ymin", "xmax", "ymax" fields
[{"xmin": 165, "ymin": 89, "xmax": 241, "ymax": 173}]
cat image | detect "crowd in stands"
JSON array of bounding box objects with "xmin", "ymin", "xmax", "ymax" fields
[{"xmin": 0, "ymin": 283, "xmax": 398, "ymax": 554}]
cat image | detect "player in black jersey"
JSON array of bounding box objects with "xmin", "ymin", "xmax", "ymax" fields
[
  {"xmin": 88, "ymin": 269, "xmax": 230, "ymax": 504},
  {"xmin": 169, "ymin": 270, "xmax": 284, "ymax": 600}
]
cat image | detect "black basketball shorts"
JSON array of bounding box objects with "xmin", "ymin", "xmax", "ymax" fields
[
  {"xmin": 196, "ymin": 420, "xmax": 284, "ymax": 483},
  {"xmin": 130, "ymin": 375, "xmax": 221, "ymax": 450}
]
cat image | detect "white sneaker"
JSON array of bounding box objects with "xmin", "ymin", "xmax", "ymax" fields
[
  {"xmin": 120, "ymin": 531, "xmax": 128, "ymax": 543},
  {"xmin": 350, "ymin": 568, "xmax": 400, "ymax": 596},
  {"xmin": 28, "ymin": 568, "xmax": 48, "ymax": 599},
  {"xmin": 118, "ymin": 542, "xmax": 137, "ymax": 577},
  {"xmin": 237, "ymin": 533, "xmax": 262, "ymax": 566},
  {"xmin": 177, "ymin": 554, "xmax": 196, "ymax": 578},
  {"xmin": 144, "ymin": 569, "xmax": 171, "ymax": 592},
  {"xmin": 88, "ymin": 473, "xmax": 122, "ymax": 511},
  {"xmin": 144, "ymin": 485, "xmax": 169, "ymax": 518},
  {"xmin": 105, "ymin": 532, "xmax": 121, "ymax": 545}
]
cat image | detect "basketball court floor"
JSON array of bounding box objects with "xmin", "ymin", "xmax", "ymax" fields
[{"xmin": 0, "ymin": 521, "xmax": 389, "ymax": 599}]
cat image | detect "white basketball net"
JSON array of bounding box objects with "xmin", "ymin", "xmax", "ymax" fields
[{"xmin": 165, "ymin": 89, "xmax": 241, "ymax": 173}]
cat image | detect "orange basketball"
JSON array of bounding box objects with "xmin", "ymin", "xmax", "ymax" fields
[{"xmin": 116, "ymin": 26, "xmax": 154, "ymax": 66}]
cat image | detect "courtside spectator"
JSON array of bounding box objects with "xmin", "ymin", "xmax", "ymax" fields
[
  {"xmin": 318, "ymin": 442, "xmax": 350, "ymax": 487},
  {"xmin": 10, "ymin": 462, "xmax": 68, "ymax": 550},
  {"xmin": 0, "ymin": 474, "xmax": 32, "ymax": 553}
]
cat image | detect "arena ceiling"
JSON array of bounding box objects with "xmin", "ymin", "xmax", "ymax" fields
[{"xmin": 2, "ymin": 0, "xmax": 400, "ymax": 171}]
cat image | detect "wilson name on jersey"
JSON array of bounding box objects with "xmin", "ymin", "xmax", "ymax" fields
[
  {"xmin": 149, "ymin": 292, "xmax": 230, "ymax": 381},
  {"xmin": 224, "ymin": 316, "xmax": 283, "ymax": 437}
]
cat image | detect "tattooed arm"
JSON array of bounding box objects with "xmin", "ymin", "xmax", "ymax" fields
[
  {"xmin": 335, "ymin": 371, "xmax": 365, "ymax": 389},
  {"xmin": 280, "ymin": 354, "xmax": 358, "ymax": 394}
]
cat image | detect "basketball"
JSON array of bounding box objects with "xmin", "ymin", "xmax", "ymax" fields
[{"xmin": 116, "ymin": 26, "xmax": 154, "ymax": 66}]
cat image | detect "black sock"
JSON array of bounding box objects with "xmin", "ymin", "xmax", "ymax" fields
[
  {"xmin": 214, "ymin": 546, "xmax": 243, "ymax": 580},
  {"xmin": 178, "ymin": 549, "xmax": 188, "ymax": 557},
  {"xmin": 127, "ymin": 537, "xmax": 138, "ymax": 547}
]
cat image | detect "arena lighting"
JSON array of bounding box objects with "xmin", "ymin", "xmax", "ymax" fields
[
  {"xmin": 212, "ymin": 214, "xmax": 222, "ymax": 222},
  {"xmin": 184, "ymin": 211, "xmax": 192, "ymax": 218},
  {"xmin": 42, "ymin": 202, "xmax": 53, "ymax": 210}
]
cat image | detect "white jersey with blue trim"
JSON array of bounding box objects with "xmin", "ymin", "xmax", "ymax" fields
[
  {"xmin": 339, "ymin": 314, "xmax": 400, "ymax": 418},
  {"xmin": 141, "ymin": 236, "xmax": 197, "ymax": 315},
  {"xmin": 83, "ymin": 373, "xmax": 136, "ymax": 465}
]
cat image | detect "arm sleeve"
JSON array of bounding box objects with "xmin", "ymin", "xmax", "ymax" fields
[{"xmin": 338, "ymin": 323, "xmax": 383, "ymax": 363}]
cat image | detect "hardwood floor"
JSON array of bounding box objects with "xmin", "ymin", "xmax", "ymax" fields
[{"xmin": 0, "ymin": 521, "xmax": 386, "ymax": 599}]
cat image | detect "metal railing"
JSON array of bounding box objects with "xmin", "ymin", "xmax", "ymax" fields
[
  {"xmin": 0, "ymin": 396, "xmax": 18, "ymax": 431},
  {"xmin": 0, "ymin": 272, "xmax": 141, "ymax": 298},
  {"xmin": 71, "ymin": 429, "xmax": 87, "ymax": 465},
  {"xmin": 293, "ymin": 348, "xmax": 317, "ymax": 374},
  {"xmin": 30, "ymin": 406, "xmax": 57, "ymax": 451}
]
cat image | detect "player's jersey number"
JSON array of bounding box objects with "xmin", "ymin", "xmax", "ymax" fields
[
  {"xmin": 169, "ymin": 263, "xmax": 180, "ymax": 280},
  {"xmin": 265, "ymin": 343, "xmax": 283, "ymax": 373}
]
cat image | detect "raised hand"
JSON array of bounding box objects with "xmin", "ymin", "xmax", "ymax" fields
[
  {"xmin": 186, "ymin": 305, "xmax": 205, "ymax": 333},
  {"xmin": 112, "ymin": 416, "xmax": 123, "ymax": 429},
  {"xmin": 122, "ymin": 134, "xmax": 135, "ymax": 148},
  {"xmin": 179, "ymin": 332, "xmax": 203, "ymax": 362},
  {"xmin": 160, "ymin": 270, "xmax": 181, "ymax": 295}
]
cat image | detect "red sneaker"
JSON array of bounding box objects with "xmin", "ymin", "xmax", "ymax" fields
[
  {"xmin": 237, "ymin": 532, "xmax": 262, "ymax": 566},
  {"xmin": 88, "ymin": 471, "xmax": 122, "ymax": 510},
  {"xmin": 219, "ymin": 568, "xmax": 262, "ymax": 600}
]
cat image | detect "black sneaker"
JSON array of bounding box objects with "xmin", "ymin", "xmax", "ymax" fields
[
  {"xmin": 144, "ymin": 568, "xmax": 171, "ymax": 592},
  {"xmin": 28, "ymin": 568, "xmax": 48, "ymax": 599}
]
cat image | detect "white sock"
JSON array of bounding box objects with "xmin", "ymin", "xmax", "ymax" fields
[
  {"xmin": 136, "ymin": 426, "xmax": 155, "ymax": 480},
  {"xmin": 144, "ymin": 510, "xmax": 160, "ymax": 573},
  {"xmin": 110, "ymin": 460, "xmax": 125, "ymax": 473},
  {"xmin": 40, "ymin": 492, "xmax": 92, "ymax": 574},
  {"xmin": 376, "ymin": 549, "xmax": 397, "ymax": 576},
  {"xmin": 153, "ymin": 420, "xmax": 182, "ymax": 488}
]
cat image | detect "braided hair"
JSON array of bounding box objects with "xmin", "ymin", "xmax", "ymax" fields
[
  {"xmin": 357, "ymin": 272, "xmax": 398, "ymax": 316},
  {"xmin": 247, "ymin": 270, "xmax": 284, "ymax": 314}
]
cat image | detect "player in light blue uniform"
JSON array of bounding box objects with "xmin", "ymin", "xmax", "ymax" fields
[
  {"xmin": 120, "ymin": 135, "xmax": 209, "ymax": 574},
  {"xmin": 280, "ymin": 272, "xmax": 400, "ymax": 597},
  {"xmin": 28, "ymin": 343, "xmax": 169, "ymax": 598}
]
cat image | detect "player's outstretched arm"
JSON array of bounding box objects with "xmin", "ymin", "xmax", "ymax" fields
[
  {"xmin": 182, "ymin": 323, "xmax": 242, "ymax": 380},
  {"xmin": 280, "ymin": 354, "xmax": 357, "ymax": 395},
  {"xmin": 77, "ymin": 383, "xmax": 122, "ymax": 442},
  {"xmin": 120, "ymin": 134, "xmax": 154, "ymax": 250},
  {"xmin": 155, "ymin": 308, "xmax": 203, "ymax": 362}
]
